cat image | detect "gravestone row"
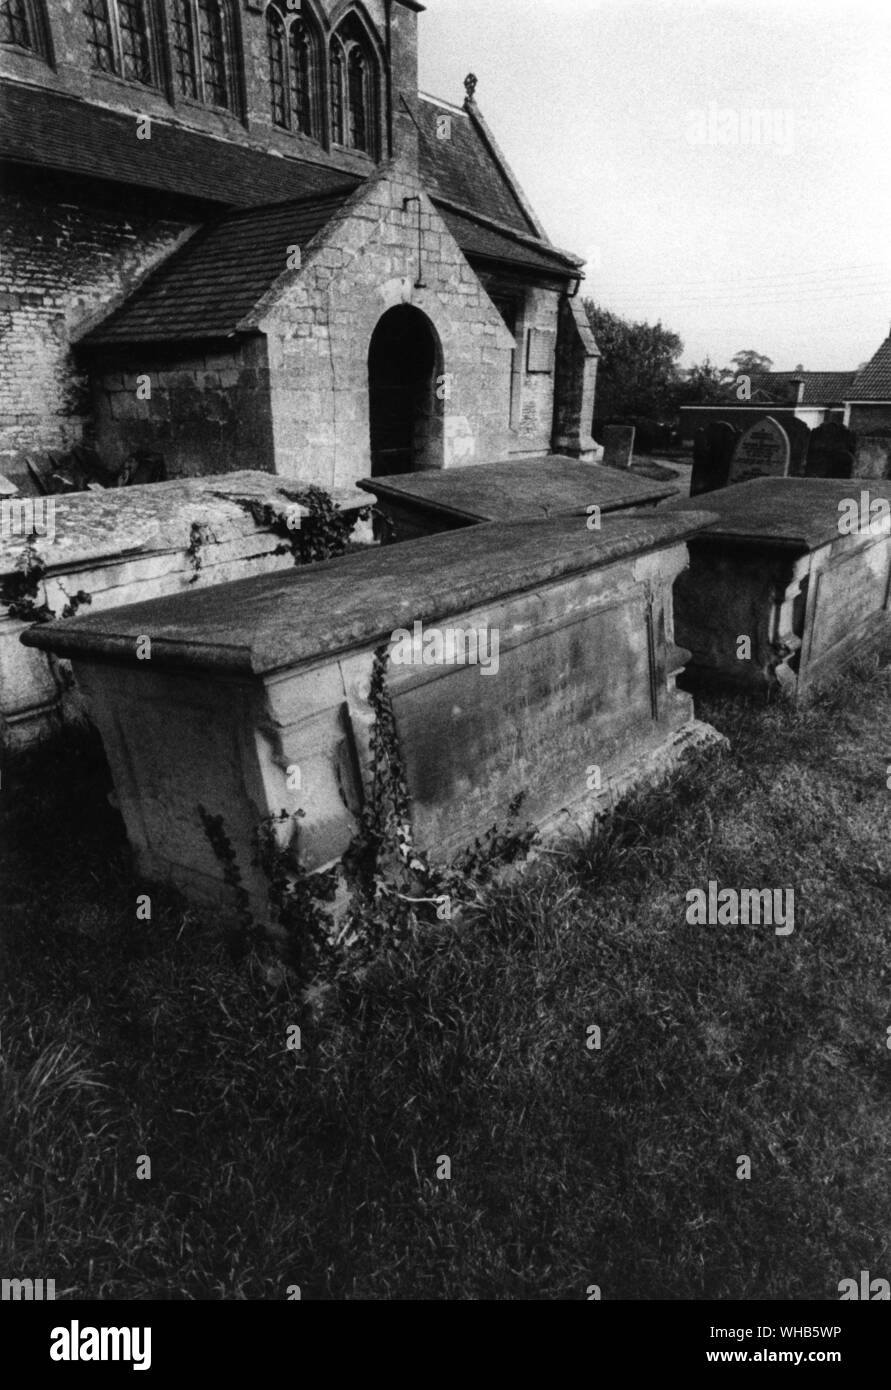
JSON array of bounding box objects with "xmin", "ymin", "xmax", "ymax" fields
[{"xmin": 691, "ymin": 416, "xmax": 861, "ymax": 497}]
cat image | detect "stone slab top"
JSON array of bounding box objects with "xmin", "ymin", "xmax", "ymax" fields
[
  {"xmin": 0, "ymin": 472, "xmax": 368, "ymax": 576},
  {"xmin": 661, "ymin": 477, "xmax": 891, "ymax": 550},
  {"xmin": 358, "ymin": 456, "xmax": 676, "ymax": 522},
  {"xmin": 22, "ymin": 509, "xmax": 714, "ymax": 677}
]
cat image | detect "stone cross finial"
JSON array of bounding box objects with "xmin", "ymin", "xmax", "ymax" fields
[{"xmin": 464, "ymin": 73, "xmax": 478, "ymax": 101}]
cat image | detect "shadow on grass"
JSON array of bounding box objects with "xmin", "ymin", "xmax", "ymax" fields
[{"xmin": 2, "ymin": 641, "xmax": 890, "ymax": 1299}]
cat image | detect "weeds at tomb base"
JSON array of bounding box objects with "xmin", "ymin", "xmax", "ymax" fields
[
  {"xmin": 2, "ymin": 640, "xmax": 891, "ymax": 1299},
  {"xmin": 197, "ymin": 645, "xmax": 539, "ymax": 980}
]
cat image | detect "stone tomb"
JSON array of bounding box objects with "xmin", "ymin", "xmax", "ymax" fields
[
  {"xmin": 727, "ymin": 415, "xmax": 791, "ymax": 485},
  {"xmin": 24, "ymin": 513, "xmax": 719, "ymax": 914},
  {"xmin": 663, "ymin": 477, "xmax": 891, "ymax": 699},
  {"xmin": 358, "ymin": 455, "xmax": 675, "ymax": 544},
  {"xmin": 1, "ymin": 472, "xmax": 367, "ymax": 750},
  {"xmin": 601, "ymin": 425, "xmax": 636, "ymax": 471}
]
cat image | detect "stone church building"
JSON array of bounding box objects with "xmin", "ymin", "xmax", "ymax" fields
[{"xmin": 0, "ymin": 0, "xmax": 598, "ymax": 492}]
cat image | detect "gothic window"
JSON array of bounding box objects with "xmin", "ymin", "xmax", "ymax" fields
[
  {"xmin": 266, "ymin": 3, "xmax": 319, "ymax": 139},
  {"xmin": 329, "ymin": 39, "xmax": 344, "ymax": 145},
  {"xmin": 330, "ymin": 15, "xmax": 378, "ymax": 158},
  {"xmin": 83, "ymin": 0, "xmax": 158, "ymax": 86},
  {"xmin": 0, "ymin": 0, "xmax": 50, "ymax": 57},
  {"xmin": 172, "ymin": 0, "xmax": 237, "ymax": 110}
]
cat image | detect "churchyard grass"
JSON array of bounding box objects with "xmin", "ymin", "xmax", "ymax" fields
[{"xmin": 2, "ymin": 638, "xmax": 890, "ymax": 1300}]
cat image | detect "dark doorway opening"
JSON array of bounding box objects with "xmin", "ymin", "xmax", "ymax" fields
[{"xmin": 368, "ymin": 305, "xmax": 444, "ymax": 476}]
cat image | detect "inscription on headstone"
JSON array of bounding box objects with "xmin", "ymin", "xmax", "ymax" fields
[
  {"xmin": 602, "ymin": 425, "xmax": 635, "ymax": 470},
  {"xmin": 727, "ymin": 415, "xmax": 790, "ymax": 484}
]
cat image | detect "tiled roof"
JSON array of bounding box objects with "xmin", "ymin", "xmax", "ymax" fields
[
  {"xmin": 413, "ymin": 95, "xmax": 537, "ymax": 237},
  {"xmin": 79, "ymin": 189, "xmax": 357, "ymax": 346},
  {"xmin": 0, "ymin": 82, "xmax": 362, "ymax": 207},
  {"xmin": 727, "ymin": 371, "xmax": 857, "ymax": 405},
  {"xmin": 81, "ymin": 187, "xmax": 578, "ymax": 347},
  {"xmin": 436, "ymin": 205, "xmax": 580, "ymax": 275},
  {"xmin": 847, "ymin": 336, "xmax": 891, "ymax": 401}
]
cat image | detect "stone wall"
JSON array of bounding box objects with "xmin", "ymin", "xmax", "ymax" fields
[
  {"xmin": 512, "ymin": 286, "xmax": 561, "ymax": 456},
  {"xmin": 90, "ymin": 338, "xmax": 276, "ymax": 478},
  {"xmin": 0, "ymin": 179, "xmax": 192, "ymax": 464},
  {"xmin": 259, "ymin": 165, "xmax": 517, "ymax": 490}
]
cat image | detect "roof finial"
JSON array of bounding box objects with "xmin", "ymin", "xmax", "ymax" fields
[{"xmin": 464, "ymin": 73, "xmax": 478, "ymax": 102}]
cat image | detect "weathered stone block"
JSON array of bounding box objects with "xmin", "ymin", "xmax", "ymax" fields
[
  {"xmin": 23, "ymin": 513, "xmax": 719, "ymax": 915},
  {"xmin": 663, "ymin": 477, "xmax": 891, "ymax": 699},
  {"xmin": 359, "ymin": 455, "xmax": 677, "ymax": 542},
  {"xmin": 2, "ymin": 471, "xmax": 367, "ymax": 750}
]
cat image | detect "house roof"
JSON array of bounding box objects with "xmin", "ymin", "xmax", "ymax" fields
[
  {"xmin": 79, "ymin": 189, "xmax": 359, "ymax": 347},
  {"xmin": 412, "ymin": 95, "xmax": 537, "ymax": 237},
  {"xmin": 0, "ymin": 81, "xmax": 362, "ymax": 207},
  {"xmin": 847, "ymin": 335, "xmax": 891, "ymax": 401},
  {"xmin": 725, "ymin": 371, "xmax": 857, "ymax": 406}
]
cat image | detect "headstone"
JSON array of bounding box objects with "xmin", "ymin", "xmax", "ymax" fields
[
  {"xmin": 804, "ymin": 422, "xmax": 857, "ymax": 479},
  {"xmin": 727, "ymin": 415, "xmax": 791, "ymax": 485},
  {"xmin": 602, "ymin": 425, "xmax": 635, "ymax": 470},
  {"xmin": 690, "ymin": 421, "xmax": 739, "ymax": 496},
  {"xmin": 853, "ymin": 431, "xmax": 891, "ymax": 480}
]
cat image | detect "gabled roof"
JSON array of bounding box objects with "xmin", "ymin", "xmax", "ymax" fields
[
  {"xmin": 722, "ymin": 371, "xmax": 857, "ymax": 406},
  {"xmin": 436, "ymin": 206, "xmax": 580, "ymax": 276},
  {"xmin": 79, "ymin": 189, "xmax": 358, "ymax": 347},
  {"xmin": 0, "ymin": 82, "xmax": 362, "ymax": 207},
  {"xmin": 847, "ymin": 335, "xmax": 891, "ymax": 401},
  {"xmin": 81, "ymin": 187, "xmax": 578, "ymax": 348},
  {"xmin": 412, "ymin": 94, "xmax": 537, "ymax": 237}
]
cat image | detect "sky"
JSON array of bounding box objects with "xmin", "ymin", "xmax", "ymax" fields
[{"xmin": 418, "ymin": 0, "xmax": 891, "ymax": 371}]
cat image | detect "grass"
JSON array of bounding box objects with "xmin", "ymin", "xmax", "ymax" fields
[{"xmin": 2, "ymin": 644, "xmax": 891, "ymax": 1300}]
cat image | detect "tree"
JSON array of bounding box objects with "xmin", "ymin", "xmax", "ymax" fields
[
  {"xmin": 730, "ymin": 349, "xmax": 774, "ymax": 376},
  {"xmin": 672, "ymin": 357, "xmax": 731, "ymax": 409},
  {"xmin": 584, "ymin": 301, "xmax": 683, "ymax": 422}
]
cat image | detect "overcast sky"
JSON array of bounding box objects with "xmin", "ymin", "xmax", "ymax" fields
[{"xmin": 419, "ymin": 0, "xmax": 891, "ymax": 371}]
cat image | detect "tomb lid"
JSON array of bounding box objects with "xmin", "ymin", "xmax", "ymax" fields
[
  {"xmin": 0, "ymin": 473, "xmax": 367, "ymax": 577},
  {"xmin": 661, "ymin": 477, "xmax": 891, "ymax": 550},
  {"xmin": 22, "ymin": 510, "xmax": 713, "ymax": 677},
  {"xmin": 358, "ymin": 456, "xmax": 675, "ymax": 522}
]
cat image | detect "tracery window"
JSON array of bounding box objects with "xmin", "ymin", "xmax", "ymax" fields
[
  {"xmin": 1, "ymin": 0, "xmax": 35, "ymax": 49},
  {"xmin": 330, "ymin": 14, "xmax": 378, "ymax": 157},
  {"xmin": 172, "ymin": 0, "xmax": 237, "ymax": 110},
  {"xmin": 83, "ymin": 0, "xmax": 158, "ymax": 86},
  {"xmin": 266, "ymin": 3, "xmax": 319, "ymax": 139}
]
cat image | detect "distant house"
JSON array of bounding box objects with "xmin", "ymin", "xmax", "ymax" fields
[
  {"xmin": 679, "ymin": 329, "xmax": 891, "ymax": 444},
  {"xmin": 843, "ymin": 332, "xmax": 891, "ymax": 433}
]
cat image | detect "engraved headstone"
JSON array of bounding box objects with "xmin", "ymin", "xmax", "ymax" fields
[
  {"xmin": 727, "ymin": 415, "xmax": 791, "ymax": 485},
  {"xmin": 690, "ymin": 421, "xmax": 739, "ymax": 496},
  {"xmin": 853, "ymin": 431, "xmax": 891, "ymax": 480},
  {"xmin": 602, "ymin": 424, "xmax": 635, "ymax": 470},
  {"xmin": 804, "ymin": 422, "xmax": 856, "ymax": 479}
]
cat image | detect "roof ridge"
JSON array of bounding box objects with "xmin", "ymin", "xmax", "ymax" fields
[{"xmin": 433, "ymin": 197, "xmax": 582, "ymax": 268}]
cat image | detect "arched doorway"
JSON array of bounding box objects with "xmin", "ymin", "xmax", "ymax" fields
[{"xmin": 368, "ymin": 305, "xmax": 444, "ymax": 476}]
